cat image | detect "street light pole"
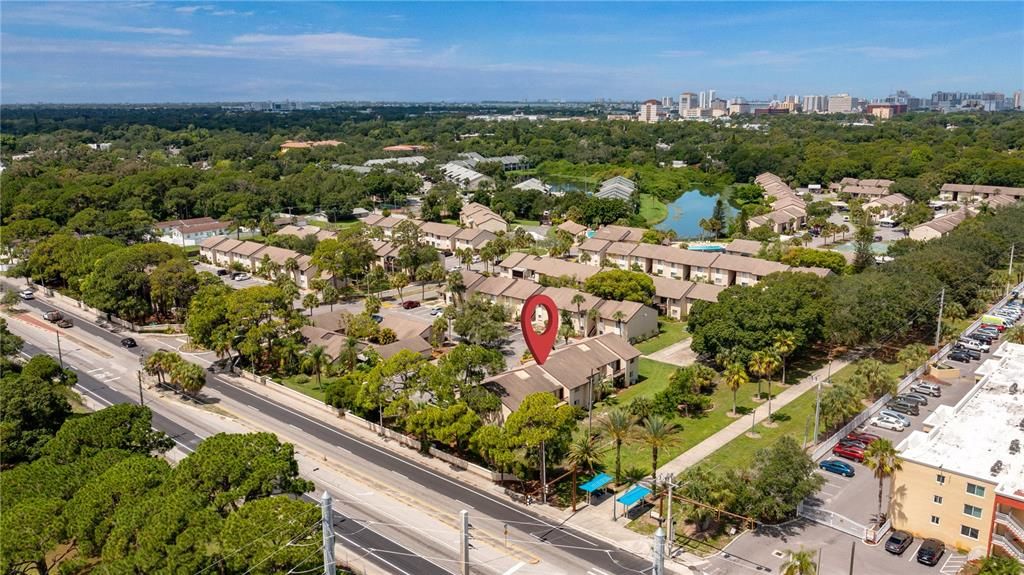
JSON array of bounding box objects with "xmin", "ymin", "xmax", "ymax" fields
[
  {"xmin": 811, "ymin": 374, "xmax": 822, "ymax": 445},
  {"xmin": 55, "ymin": 327, "xmax": 64, "ymax": 371}
]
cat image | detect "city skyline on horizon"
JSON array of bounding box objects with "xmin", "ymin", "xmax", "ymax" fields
[{"xmin": 1, "ymin": 1, "xmax": 1022, "ymax": 104}]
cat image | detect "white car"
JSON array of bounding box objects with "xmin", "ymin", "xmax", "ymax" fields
[
  {"xmin": 232, "ymin": 273, "xmax": 250, "ymax": 281},
  {"xmin": 878, "ymin": 410, "xmax": 912, "ymax": 428},
  {"xmin": 447, "ymin": 266, "xmax": 461, "ymax": 273},
  {"xmin": 18, "ymin": 289, "xmax": 34, "ymax": 300},
  {"xmin": 870, "ymin": 416, "xmax": 905, "ymax": 432}
]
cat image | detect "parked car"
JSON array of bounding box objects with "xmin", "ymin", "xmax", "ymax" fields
[
  {"xmin": 957, "ymin": 338, "xmax": 988, "ymax": 353},
  {"xmin": 952, "ymin": 345, "xmax": 982, "ymax": 360},
  {"xmin": 910, "ymin": 382, "xmax": 942, "ymax": 397},
  {"xmin": 885, "ymin": 530, "xmax": 914, "ymax": 555},
  {"xmin": 878, "ymin": 410, "xmax": 912, "ymax": 427},
  {"xmin": 832, "ymin": 444, "xmax": 865, "ymax": 462},
  {"xmin": 447, "ymin": 266, "xmax": 461, "ymax": 273},
  {"xmin": 847, "ymin": 431, "xmax": 881, "ymax": 444},
  {"xmin": 981, "ymin": 323, "xmax": 1005, "ymax": 332},
  {"xmin": 870, "ymin": 416, "xmax": 905, "ymax": 432},
  {"xmin": 19, "ymin": 289, "xmax": 34, "ymax": 300},
  {"xmin": 55, "ymin": 318, "xmax": 73, "ymax": 328},
  {"xmin": 916, "ymin": 538, "xmax": 945, "ymax": 566},
  {"xmin": 886, "ymin": 399, "xmax": 920, "ymax": 416},
  {"xmin": 216, "ymin": 269, "xmax": 230, "ymax": 276},
  {"xmin": 897, "ymin": 392, "xmax": 929, "ymax": 406},
  {"xmin": 43, "ymin": 310, "xmax": 62, "ymax": 322},
  {"xmin": 819, "ymin": 459, "xmax": 855, "ymax": 477},
  {"xmin": 120, "ymin": 337, "xmax": 138, "ymax": 348},
  {"xmin": 837, "ymin": 438, "xmax": 869, "ymax": 450},
  {"xmin": 967, "ymin": 334, "xmax": 995, "ymax": 346},
  {"xmin": 401, "ymin": 300, "xmax": 421, "ymax": 309},
  {"xmin": 430, "ymin": 307, "xmax": 443, "ymax": 316},
  {"xmin": 371, "ymin": 314, "xmax": 384, "ymax": 323},
  {"xmin": 232, "ymin": 273, "xmax": 250, "ymax": 281},
  {"xmin": 948, "ymin": 350, "xmax": 973, "ymax": 363}
]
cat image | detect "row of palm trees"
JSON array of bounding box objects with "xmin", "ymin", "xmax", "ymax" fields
[
  {"xmin": 720, "ymin": 331, "xmax": 797, "ymax": 417},
  {"xmin": 565, "ymin": 409, "xmax": 680, "ymax": 485}
]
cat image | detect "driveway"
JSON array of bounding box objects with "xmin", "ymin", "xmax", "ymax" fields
[{"xmin": 646, "ymin": 338, "xmax": 697, "ymax": 366}]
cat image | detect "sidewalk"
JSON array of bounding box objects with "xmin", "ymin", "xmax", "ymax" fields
[
  {"xmin": 658, "ymin": 356, "xmax": 852, "ymax": 475},
  {"xmin": 645, "ymin": 338, "xmax": 696, "ymax": 367}
]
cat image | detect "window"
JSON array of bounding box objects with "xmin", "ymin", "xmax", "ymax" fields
[
  {"xmin": 960, "ymin": 525, "xmax": 979, "ymax": 540},
  {"xmin": 966, "ymin": 483, "xmax": 986, "ymax": 497},
  {"xmin": 963, "ymin": 504, "xmax": 983, "ymax": 518},
  {"xmin": 931, "ymin": 516, "xmax": 941, "ymax": 525},
  {"xmin": 936, "ymin": 474, "xmax": 946, "ymax": 485},
  {"xmin": 933, "ymin": 495, "xmax": 943, "ymax": 504}
]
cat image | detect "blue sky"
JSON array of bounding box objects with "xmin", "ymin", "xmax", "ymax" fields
[{"xmin": 1, "ymin": 2, "xmax": 1021, "ymax": 103}]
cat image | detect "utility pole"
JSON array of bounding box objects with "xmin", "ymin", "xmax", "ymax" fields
[
  {"xmin": 811, "ymin": 374, "xmax": 821, "ymax": 445},
  {"xmin": 588, "ymin": 368, "xmax": 595, "ymax": 436},
  {"xmin": 539, "ymin": 441, "xmax": 547, "ymax": 504},
  {"xmin": 664, "ymin": 474, "xmax": 676, "ymax": 558},
  {"xmin": 1007, "ymin": 244, "xmax": 1016, "ymax": 296},
  {"xmin": 847, "ymin": 540, "xmax": 856, "ymax": 575},
  {"xmin": 459, "ymin": 509, "xmax": 470, "ymax": 575},
  {"xmin": 321, "ymin": 491, "xmax": 337, "ymax": 575},
  {"xmin": 934, "ymin": 286, "xmax": 945, "ymax": 349},
  {"xmin": 137, "ymin": 371, "xmax": 144, "ymax": 406},
  {"xmin": 652, "ymin": 527, "xmax": 665, "ymax": 575},
  {"xmin": 55, "ymin": 327, "xmax": 64, "ymax": 371}
]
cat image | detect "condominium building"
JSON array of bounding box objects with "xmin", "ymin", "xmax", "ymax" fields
[
  {"xmin": 678, "ymin": 92, "xmax": 697, "ymax": 113},
  {"xmin": 638, "ymin": 99, "xmax": 662, "ymax": 123},
  {"xmin": 828, "ymin": 93, "xmax": 853, "ymax": 113},
  {"xmin": 893, "ymin": 342, "xmax": 1024, "ymax": 561},
  {"xmin": 802, "ymin": 95, "xmax": 828, "ymax": 113}
]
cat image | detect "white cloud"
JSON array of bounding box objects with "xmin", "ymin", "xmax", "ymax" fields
[
  {"xmin": 230, "ymin": 32, "xmax": 422, "ymax": 59},
  {"xmin": 658, "ymin": 50, "xmax": 705, "ymax": 58},
  {"xmin": 174, "ymin": 5, "xmax": 212, "ymax": 14}
]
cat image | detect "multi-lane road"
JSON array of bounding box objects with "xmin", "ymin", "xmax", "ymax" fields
[{"xmin": 5, "ymin": 285, "xmax": 655, "ymax": 575}]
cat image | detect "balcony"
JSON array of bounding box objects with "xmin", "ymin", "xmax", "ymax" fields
[
  {"xmin": 991, "ymin": 534, "xmax": 1024, "ymax": 562},
  {"xmin": 995, "ymin": 511, "xmax": 1024, "ymax": 543}
]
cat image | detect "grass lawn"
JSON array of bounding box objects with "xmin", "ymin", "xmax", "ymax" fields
[
  {"xmin": 639, "ymin": 193, "xmax": 668, "ymax": 226},
  {"xmin": 595, "ymin": 359, "xmax": 768, "ymax": 477},
  {"xmin": 634, "ymin": 320, "xmax": 689, "ymax": 355},
  {"xmin": 442, "ymin": 218, "xmax": 460, "ymax": 226},
  {"xmin": 698, "ymin": 357, "xmax": 903, "ymax": 473},
  {"xmin": 277, "ymin": 374, "xmax": 328, "ymax": 403},
  {"xmin": 513, "ymin": 219, "xmax": 542, "ymax": 227}
]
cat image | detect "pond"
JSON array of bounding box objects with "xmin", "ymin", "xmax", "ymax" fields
[
  {"xmin": 830, "ymin": 241, "xmax": 890, "ymax": 255},
  {"xmin": 655, "ymin": 189, "xmax": 732, "ymax": 239}
]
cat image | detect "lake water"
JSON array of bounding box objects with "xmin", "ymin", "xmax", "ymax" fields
[{"xmin": 656, "ymin": 189, "xmax": 732, "ymax": 239}]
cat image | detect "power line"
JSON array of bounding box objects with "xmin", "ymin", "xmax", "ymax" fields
[
  {"xmin": 239, "ymin": 522, "xmax": 323, "ymax": 575},
  {"xmin": 191, "ymin": 516, "xmax": 322, "ymax": 575}
]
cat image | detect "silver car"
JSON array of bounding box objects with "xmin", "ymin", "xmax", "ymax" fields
[
  {"xmin": 879, "ymin": 409, "xmax": 912, "ymax": 427},
  {"xmin": 910, "ymin": 382, "xmax": 941, "ymax": 397}
]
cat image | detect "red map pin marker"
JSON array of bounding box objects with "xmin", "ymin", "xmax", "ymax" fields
[{"xmin": 521, "ymin": 294, "xmax": 559, "ymax": 365}]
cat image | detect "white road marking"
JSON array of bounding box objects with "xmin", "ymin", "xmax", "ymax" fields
[
  {"xmin": 501, "ymin": 562, "xmax": 525, "ymax": 575},
  {"xmin": 908, "ymin": 541, "xmax": 923, "ymax": 562}
]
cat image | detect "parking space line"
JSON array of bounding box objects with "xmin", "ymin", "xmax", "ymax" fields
[{"xmin": 907, "ymin": 541, "xmax": 923, "ymax": 562}]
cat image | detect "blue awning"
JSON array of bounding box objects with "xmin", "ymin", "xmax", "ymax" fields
[
  {"xmin": 579, "ymin": 473, "xmax": 613, "ymax": 493},
  {"xmin": 616, "ymin": 485, "xmax": 651, "ymax": 507}
]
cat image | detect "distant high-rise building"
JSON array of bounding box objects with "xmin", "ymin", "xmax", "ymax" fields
[
  {"xmin": 1015, "ymin": 91, "xmax": 1022, "ymax": 110},
  {"xmin": 802, "ymin": 95, "xmax": 827, "ymax": 113},
  {"xmin": 699, "ymin": 91, "xmax": 707, "ymax": 108},
  {"xmin": 662, "ymin": 96, "xmax": 674, "ymax": 109},
  {"xmin": 638, "ymin": 99, "xmax": 662, "ymax": 123},
  {"xmin": 785, "ymin": 95, "xmax": 798, "ymax": 104},
  {"xmin": 678, "ymin": 92, "xmax": 697, "ymax": 113},
  {"xmin": 707, "ymin": 89, "xmax": 716, "ymax": 105},
  {"xmin": 828, "ymin": 93, "xmax": 853, "ymax": 113}
]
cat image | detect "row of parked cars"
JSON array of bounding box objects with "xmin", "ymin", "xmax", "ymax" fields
[
  {"xmin": 42, "ymin": 309, "xmax": 73, "ymax": 329},
  {"xmin": 885, "ymin": 529, "xmax": 947, "ymax": 566},
  {"xmin": 948, "ymin": 301, "xmax": 1022, "ymax": 362}
]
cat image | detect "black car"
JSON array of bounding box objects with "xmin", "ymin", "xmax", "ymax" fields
[
  {"xmin": 948, "ymin": 350, "xmax": 972, "ymax": 363},
  {"xmin": 952, "ymin": 345, "xmax": 982, "ymax": 360},
  {"xmin": 969, "ymin": 332, "xmax": 996, "ymax": 343},
  {"xmin": 885, "ymin": 530, "xmax": 914, "ymax": 555},
  {"xmin": 916, "ymin": 538, "xmax": 945, "ymax": 566},
  {"xmin": 837, "ymin": 438, "xmax": 869, "ymax": 450},
  {"xmin": 120, "ymin": 337, "xmax": 138, "ymax": 348},
  {"xmin": 886, "ymin": 400, "xmax": 919, "ymax": 416},
  {"xmin": 216, "ymin": 269, "xmax": 229, "ymax": 276}
]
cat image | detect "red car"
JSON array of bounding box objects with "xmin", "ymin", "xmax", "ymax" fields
[
  {"xmin": 832, "ymin": 444, "xmax": 865, "ymax": 462},
  {"xmin": 847, "ymin": 432, "xmax": 880, "ymax": 445},
  {"xmin": 981, "ymin": 323, "xmax": 1006, "ymax": 332},
  {"xmin": 401, "ymin": 300, "xmax": 421, "ymax": 309}
]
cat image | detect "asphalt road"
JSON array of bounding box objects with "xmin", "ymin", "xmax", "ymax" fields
[
  {"xmin": 14, "ymin": 290, "xmax": 653, "ymax": 575},
  {"xmin": 14, "ymin": 306, "xmax": 449, "ymax": 575}
]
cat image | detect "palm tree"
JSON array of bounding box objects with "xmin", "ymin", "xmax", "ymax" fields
[
  {"xmin": 571, "ymin": 293, "xmax": 586, "ymax": 332},
  {"xmin": 144, "ymin": 350, "xmax": 173, "ymax": 387},
  {"xmin": 780, "ymin": 548, "xmax": 817, "ymax": 575},
  {"xmin": 896, "ymin": 343, "xmax": 930, "ymax": 374},
  {"xmin": 750, "ymin": 350, "xmax": 782, "ymax": 414},
  {"xmin": 302, "ymin": 292, "xmax": 320, "ymax": 316},
  {"xmin": 301, "ymin": 345, "xmax": 331, "ymax": 390},
  {"xmin": 171, "ymin": 361, "xmax": 206, "ymax": 398},
  {"xmin": 723, "ymin": 362, "xmax": 749, "ymax": 416},
  {"xmin": 211, "ymin": 327, "xmax": 235, "ymax": 373},
  {"xmin": 854, "ymin": 359, "xmax": 896, "ymax": 399},
  {"xmin": 389, "ymin": 271, "xmax": 409, "ymax": 303},
  {"xmin": 446, "ymin": 270, "xmax": 466, "ymax": 306},
  {"xmin": 338, "ymin": 336, "xmax": 359, "ymax": 372},
  {"xmin": 863, "ymin": 438, "xmax": 902, "ymax": 522},
  {"xmin": 284, "ymin": 257, "xmax": 300, "ymax": 282},
  {"xmin": 565, "ymin": 434, "xmax": 606, "ymax": 475},
  {"xmin": 1006, "ymin": 325, "xmax": 1024, "ymax": 345},
  {"xmin": 772, "ymin": 330, "xmax": 797, "ymax": 386},
  {"xmin": 975, "ymin": 555, "xmax": 1022, "ymax": 575},
  {"xmin": 612, "ymin": 310, "xmax": 627, "ymax": 335},
  {"xmin": 586, "ymin": 308, "xmax": 600, "ymax": 336},
  {"xmin": 599, "ymin": 409, "xmax": 637, "ymax": 484},
  {"xmin": 640, "ymin": 415, "xmax": 678, "ymax": 478}
]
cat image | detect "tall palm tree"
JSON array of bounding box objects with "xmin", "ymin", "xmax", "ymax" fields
[
  {"xmin": 284, "ymin": 257, "xmax": 300, "ymax": 282},
  {"xmin": 863, "ymin": 438, "xmax": 902, "ymax": 522},
  {"xmin": 565, "ymin": 434, "xmax": 606, "ymax": 475},
  {"xmin": 301, "ymin": 345, "xmax": 331, "ymax": 390},
  {"xmin": 612, "ymin": 310, "xmax": 627, "ymax": 335},
  {"xmin": 780, "ymin": 548, "xmax": 817, "ymax": 575},
  {"xmin": 338, "ymin": 337, "xmax": 359, "ymax": 372},
  {"xmin": 750, "ymin": 350, "xmax": 782, "ymax": 415},
  {"xmin": 599, "ymin": 408, "xmax": 637, "ymax": 484},
  {"xmin": 586, "ymin": 308, "xmax": 601, "ymax": 336},
  {"xmin": 1006, "ymin": 325, "xmax": 1024, "ymax": 345},
  {"xmin": 144, "ymin": 350, "xmax": 173, "ymax": 387},
  {"xmin": 171, "ymin": 361, "xmax": 206, "ymax": 398},
  {"xmin": 640, "ymin": 415, "xmax": 678, "ymax": 478},
  {"xmin": 571, "ymin": 293, "xmax": 586, "ymax": 331},
  {"xmin": 389, "ymin": 271, "xmax": 409, "ymax": 303},
  {"xmin": 446, "ymin": 270, "xmax": 466, "ymax": 307},
  {"xmin": 723, "ymin": 362, "xmax": 749, "ymax": 416},
  {"xmin": 772, "ymin": 330, "xmax": 797, "ymax": 386},
  {"xmin": 302, "ymin": 292, "xmax": 320, "ymax": 316}
]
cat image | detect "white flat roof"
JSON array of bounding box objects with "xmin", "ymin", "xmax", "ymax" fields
[{"xmin": 898, "ymin": 341, "xmax": 1024, "ymax": 501}]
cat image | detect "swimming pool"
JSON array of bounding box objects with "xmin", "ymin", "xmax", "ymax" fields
[
  {"xmin": 687, "ymin": 244, "xmax": 726, "ymax": 252},
  {"xmin": 831, "ymin": 241, "xmax": 889, "ymax": 254}
]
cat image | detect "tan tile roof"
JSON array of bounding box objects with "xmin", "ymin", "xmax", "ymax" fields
[
  {"xmin": 501, "ymin": 279, "xmax": 543, "ymax": 301},
  {"xmin": 454, "ymin": 227, "xmax": 495, "ymax": 242},
  {"xmin": 558, "ymin": 220, "xmax": 588, "ymax": 236},
  {"xmin": 725, "ymin": 239, "xmax": 763, "ymax": 256},
  {"xmin": 419, "ymin": 221, "xmax": 461, "ymax": 237},
  {"xmin": 472, "ymin": 276, "xmax": 517, "ymax": 297},
  {"xmin": 276, "ymin": 224, "xmax": 322, "ymax": 238},
  {"xmin": 155, "ymin": 216, "xmax": 219, "ymax": 230},
  {"xmin": 685, "ymin": 282, "xmax": 726, "ymax": 303},
  {"xmin": 379, "ymin": 314, "xmax": 432, "ymax": 341},
  {"xmin": 374, "ymin": 336, "xmax": 432, "ymax": 360},
  {"xmin": 540, "ymin": 286, "xmax": 602, "ymax": 311},
  {"xmin": 710, "ymin": 253, "xmax": 790, "ymax": 277},
  {"xmin": 650, "ymin": 276, "xmax": 694, "ymax": 300},
  {"xmin": 232, "ymin": 241, "xmax": 266, "ymax": 257},
  {"xmin": 579, "ymin": 238, "xmax": 612, "ymax": 252},
  {"xmin": 362, "ymin": 214, "xmax": 386, "ymax": 226},
  {"xmin": 940, "ymin": 183, "xmax": 1024, "ymax": 197},
  {"xmin": 200, "ymin": 235, "xmax": 231, "ymax": 249},
  {"xmin": 605, "ymin": 242, "xmax": 637, "ymax": 257},
  {"xmin": 596, "ymin": 299, "xmax": 645, "ymax": 322}
]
